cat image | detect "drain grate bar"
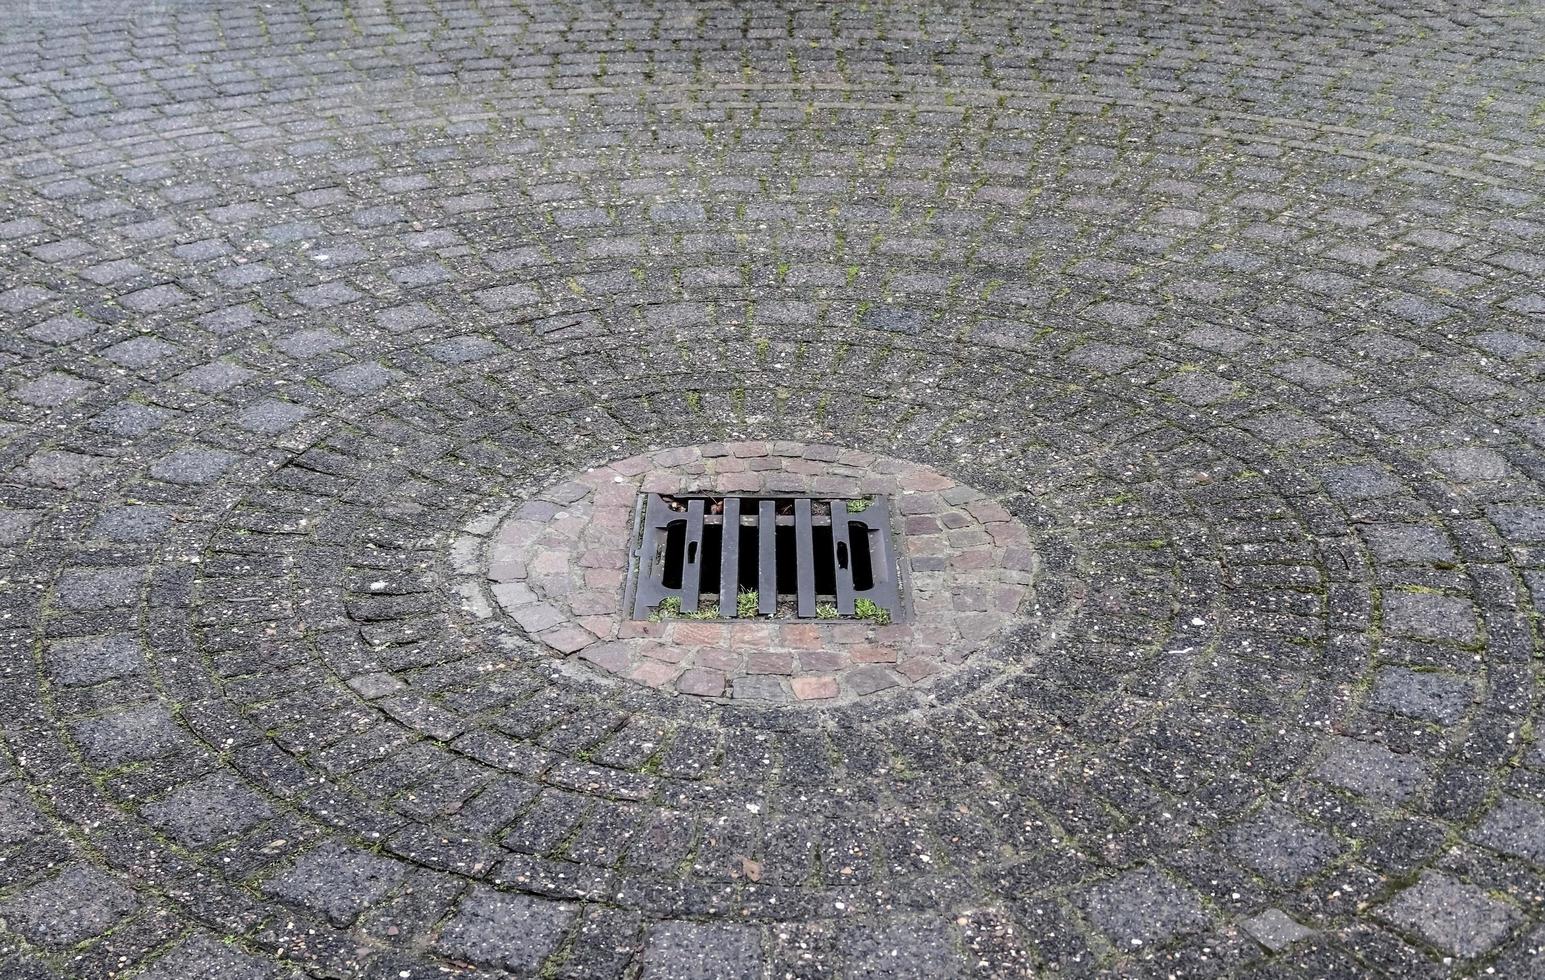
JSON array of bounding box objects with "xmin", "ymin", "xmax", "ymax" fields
[
  {"xmin": 855, "ymin": 497, "xmax": 901, "ymax": 614},
  {"xmin": 680, "ymin": 497, "xmax": 705, "ymax": 613},
  {"xmin": 628, "ymin": 493, "xmax": 903, "ymax": 621},
  {"xmin": 718, "ymin": 496, "xmax": 741, "ymax": 614},
  {"xmin": 829, "ymin": 501, "xmax": 857, "ymax": 616},
  {"xmin": 757, "ymin": 499, "xmax": 777, "ymax": 616},
  {"xmin": 794, "ymin": 497, "xmax": 816, "ymax": 618}
]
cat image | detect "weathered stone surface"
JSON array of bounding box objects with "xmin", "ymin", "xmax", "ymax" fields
[
  {"xmin": 2, "ymin": 4, "xmax": 1542, "ymax": 974},
  {"xmin": 1379, "ymin": 872, "xmax": 1520, "ymax": 959},
  {"xmin": 434, "ymin": 888, "xmax": 575, "ymax": 973},
  {"xmin": 1081, "ymin": 868, "xmax": 1210, "ymax": 946},
  {"xmin": 263, "ymin": 844, "xmax": 408, "ymax": 927},
  {"xmin": 0, "ymin": 866, "xmax": 137, "ymax": 949},
  {"xmin": 641, "ymin": 921, "xmax": 763, "ymax": 979}
]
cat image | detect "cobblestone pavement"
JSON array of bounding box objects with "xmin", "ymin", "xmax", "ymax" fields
[{"xmin": 2, "ymin": 1, "xmax": 1545, "ymax": 977}]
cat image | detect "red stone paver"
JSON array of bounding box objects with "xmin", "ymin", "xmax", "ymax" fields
[
  {"xmin": 717, "ymin": 473, "xmax": 761, "ymax": 492},
  {"xmin": 746, "ymin": 651, "xmax": 795, "ymax": 674},
  {"xmin": 512, "ymin": 603, "xmax": 565, "ymax": 633},
  {"xmin": 965, "ymin": 499, "xmax": 1013, "ymax": 523},
  {"xmin": 539, "ymin": 625, "xmax": 595, "ymax": 654},
  {"xmin": 726, "ymin": 623, "xmax": 777, "ymax": 647},
  {"xmin": 487, "ymin": 558, "xmax": 527, "ymax": 582},
  {"xmin": 906, "ymin": 516, "xmax": 942, "ymax": 534},
  {"xmin": 640, "ymin": 473, "xmax": 677, "ymax": 493},
  {"xmin": 639, "ymin": 642, "xmax": 689, "ymax": 664},
  {"xmin": 899, "ymin": 470, "xmax": 954, "ymax": 491},
  {"xmin": 630, "ymin": 661, "xmax": 680, "ymax": 687},
  {"xmin": 779, "ymin": 624, "xmax": 824, "ymax": 650},
  {"xmin": 576, "ymin": 616, "xmax": 617, "ymax": 640},
  {"xmin": 899, "ymin": 494, "xmax": 941, "ymax": 515},
  {"xmin": 584, "ymin": 568, "xmax": 624, "ymax": 590},
  {"xmin": 799, "ymin": 650, "xmax": 845, "ymax": 672},
  {"xmin": 579, "ymin": 643, "xmax": 630, "ymax": 673},
  {"xmin": 792, "ymin": 676, "xmax": 839, "ymax": 700},
  {"xmin": 568, "ymin": 590, "xmax": 619, "ymax": 616},
  {"xmin": 617, "ymin": 621, "xmax": 666, "ymax": 639},
  {"xmin": 577, "ymin": 548, "xmax": 623, "ymax": 568},
  {"xmin": 609, "ymin": 455, "xmax": 651, "ymax": 476},
  {"xmin": 695, "ymin": 649, "xmax": 741, "ymax": 672},
  {"xmin": 491, "ymin": 581, "xmax": 538, "ymax": 607},
  {"xmin": 670, "ymin": 622, "xmax": 727, "ymax": 646},
  {"xmin": 677, "ymin": 668, "xmax": 726, "ymax": 696},
  {"xmin": 950, "ymin": 549, "xmax": 994, "ymax": 571},
  {"xmin": 897, "ymin": 658, "xmax": 943, "ymax": 681},
  {"xmin": 850, "ymin": 645, "xmax": 897, "ymax": 663}
]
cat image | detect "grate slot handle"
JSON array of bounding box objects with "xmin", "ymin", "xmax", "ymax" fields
[
  {"xmin": 680, "ymin": 498, "xmax": 705, "ymax": 612},
  {"xmin": 852, "ymin": 497, "xmax": 901, "ymax": 613}
]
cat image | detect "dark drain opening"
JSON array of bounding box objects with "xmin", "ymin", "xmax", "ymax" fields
[
  {"xmin": 628, "ymin": 494, "xmax": 901, "ymax": 620},
  {"xmin": 659, "ymin": 520, "xmax": 686, "ymax": 588}
]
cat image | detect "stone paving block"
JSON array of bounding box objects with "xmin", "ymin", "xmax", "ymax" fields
[
  {"xmin": 141, "ymin": 773, "xmax": 277, "ymax": 847},
  {"xmin": 1369, "ymin": 667, "xmax": 1472, "ymax": 724},
  {"xmin": 731, "ymin": 675, "xmax": 788, "ymax": 701},
  {"xmin": 150, "ymin": 447, "xmax": 238, "ymax": 485},
  {"xmin": 54, "ymin": 566, "xmax": 141, "ymax": 609},
  {"xmin": 74, "ymin": 703, "xmax": 188, "ymax": 767},
  {"xmin": 1361, "ymin": 524, "xmax": 1456, "ymax": 564},
  {"xmin": 1382, "ymin": 592, "xmax": 1478, "ymax": 644},
  {"xmin": 264, "ymin": 842, "xmax": 408, "ymax": 927},
  {"xmin": 0, "ymin": 865, "xmax": 137, "ymax": 948},
  {"xmin": 1429, "ymin": 447, "xmax": 1510, "ymax": 482},
  {"xmin": 45, "ymin": 634, "xmax": 143, "ymax": 686},
  {"xmin": 848, "ymin": 665, "xmax": 899, "ymax": 696},
  {"xmin": 841, "ymin": 917, "xmax": 963, "ymax": 978},
  {"xmin": 676, "ymin": 668, "xmax": 725, "ymax": 697},
  {"xmin": 19, "ymin": 449, "xmax": 99, "ymax": 487},
  {"xmin": 177, "ymin": 358, "xmax": 253, "ymax": 389},
  {"xmin": 137, "ymin": 934, "xmax": 291, "ymax": 980},
  {"xmin": 1226, "ymin": 807, "xmax": 1342, "ymax": 884},
  {"xmin": 0, "ymin": 786, "xmax": 47, "ymax": 848},
  {"xmin": 104, "ymin": 336, "xmax": 178, "ymax": 368},
  {"xmin": 15, "ymin": 372, "xmax": 93, "ymax": 407},
  {"xmin": 434, "ymin": 887, "xmax": 575, "ymax": 972},
  {"xmin": 234, "ymin": 398, "xmax": 312, "ymax": 435},
  {"xmin": 1241, "ymin": 908, "xmax": 1314, "ymax": 952},
  {"xmin": 1081, "ymin": 868, "xmax": 1209, "ymax": 946},
  {"xmin": 276, "ymin": 328, "xmax": 349, "ymax": 357},
  {"xmin": 1378, "ymin": 871, "xmax": 1520, "ymax": 959},
  {"xmin": 1470, "ymin": 798, "xmax": 1545, "ymax": 865},
  {"xmin": 641, "ymin": 921, "xmax": 763, "ymax": 979},
  {"xmin": 92, "ymin": 401, "xmax": 177, "ymax": 437},
  {"xmin": 1487, "ymin": 504, "xmax": 1545, "ymax": 543},
  {"xmin": 1313, "ymin": 738, "xmax": 1428, "ymax": 803},
  {"xmin": 91, "ymin": 504, "xmax": 174, "ymax": 542}
]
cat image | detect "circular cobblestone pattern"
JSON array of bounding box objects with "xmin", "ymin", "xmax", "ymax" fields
[{"xmin": 2, "ymin": 2, "xmax": 1545, "ymax": 978}]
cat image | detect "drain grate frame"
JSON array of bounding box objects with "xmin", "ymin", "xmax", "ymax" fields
[{"xmin": 625, "ymin": 493, "xmax": 903, "ymax": 621}]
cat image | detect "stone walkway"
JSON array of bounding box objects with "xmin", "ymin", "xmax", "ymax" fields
[{"xmin": 2, "ymin": 1, "xmax": 1544, "ymax": 977}]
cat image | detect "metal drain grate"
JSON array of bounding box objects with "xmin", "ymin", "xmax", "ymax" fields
[{"xmin": 626, "ymin": 494, "xmax": 902, "ymax": 620}]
